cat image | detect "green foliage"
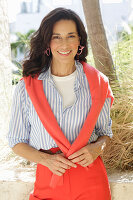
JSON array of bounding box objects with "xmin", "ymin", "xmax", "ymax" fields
[
  {"xmin": 11, "ymin": 29, "xmax": 35, "ymax": 57},
  {"xmin": 11, "ymin": 29, "xmax": 36, "ymax": 84},
  {"xmin": 12, "ymin": 60, "xmax": 22, "ymax": 85},
  {"xmin": 117, "ymin": 24, "xmax": 133, "ymax": 41},
  {"xmin": 112, "ymin": 26, "xmax": 133, "ymax": 84}
]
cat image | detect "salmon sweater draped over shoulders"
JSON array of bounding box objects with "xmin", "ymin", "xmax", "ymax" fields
[{"xmin": 23, "ymin": 61, "xmax": 114, "ymax": 188}]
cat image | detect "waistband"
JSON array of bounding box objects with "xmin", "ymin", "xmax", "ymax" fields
[{"xmin": 39, "ymin": 147, "xmax": 62, "ymax": 155}]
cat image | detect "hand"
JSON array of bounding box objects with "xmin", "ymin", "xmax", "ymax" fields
[
  {"xmin": 68, "ymin": 143, "xmax": 102, "ymax": 167},
  {"xmin": 43, "ymin": 153, "xmax": 77, "ymax": 176}
]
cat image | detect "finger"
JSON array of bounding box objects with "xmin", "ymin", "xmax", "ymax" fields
[
  {"xmin": 56, "ymin": 161, "xmax": 70, "ymax": 170},
  {"xmin": 61, "ymin": 163, "xmax": 70, "ymax": 170},
  {"xmin": 77, "ymin": 159, "xmax": 87, "ymax": 165},
  {"xmin": 82, "ymin": 161, "xmax": 94, "ymax": 167},
  {"xmin": 58, "ymin": 167, "xmax": 66, "ymax": 174},
  {"xmin": 68, "ymin": 149, "xmax": 84, "ymax": 159},
  {"xmin": 70, "ymin": 154, "xmax": 85, "ymax": 163},
  {"xmin": 52, "ymin": 154, "xmax": 75, "ymax": 168},
  {"xmin": 57, "ymin": 155, "xmax": 77, "ymax": 168},
  {"xmin": 54, "ymin": 170, "xmax": 63, "ymax": 176}
]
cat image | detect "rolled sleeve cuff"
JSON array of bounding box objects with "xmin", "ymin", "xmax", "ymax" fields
[
  {"xmin": 7, "ymin": 137, "xmax": 29, "ymax": 148},
  {"xmin": 95, "ymin": 128, "xmax": 113, "ymax": 138}
]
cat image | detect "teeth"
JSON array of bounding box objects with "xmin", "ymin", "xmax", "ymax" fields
[{"xmin": 58, "ymin": 51, "xmax": 71, "ymax": 54}]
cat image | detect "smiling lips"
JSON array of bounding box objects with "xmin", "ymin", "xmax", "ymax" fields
[{"xmin": 57, "ymin": 50, "xmax": 71, "ymax": 56}]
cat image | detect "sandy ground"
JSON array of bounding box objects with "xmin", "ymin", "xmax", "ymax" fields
[{"xmin": 0, "ymin": 138, "xmax": 36, "ymax": 172}]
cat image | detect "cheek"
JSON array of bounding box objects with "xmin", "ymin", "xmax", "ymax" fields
[
  {"xmin": 71, "ymin": 42, "xmax": 79, "ymax": 51},
  {"xmin": 50, "ymin": 42, "xmax": 57, "ymax": 51}
]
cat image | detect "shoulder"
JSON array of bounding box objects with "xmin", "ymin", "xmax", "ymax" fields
[
  {"xmin": 80, "ymin": 61, "xmax": 114, "ymax": 105},
  {"xmin": 14, "ymin": 78, "xmax": 25, "ymax": 92},
  {"xmin": 13, "ymin": 78, "xmax": 27, "ymax": 99},
  {"xmin": 81, "ymin": 61, "xmax": 109, "ymax": 83}
]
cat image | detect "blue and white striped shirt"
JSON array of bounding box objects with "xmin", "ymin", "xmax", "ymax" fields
[{"xmin": 7, "ymin": 61, "xmax": 113, "ymax": 150}]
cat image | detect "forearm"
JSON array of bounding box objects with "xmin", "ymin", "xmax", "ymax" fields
[{"xmin": 12, "ymin": 143, "xmax": 48, "ymax": 165}]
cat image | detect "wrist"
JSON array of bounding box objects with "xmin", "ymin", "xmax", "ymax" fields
[
  {"xmin": 94, "ymin": 136, "xmax": 110, "ymax": 155},
  {"xmin": 95, "ymin": 140, "xmax": 106, "ymax": 155},
  {"xmin": 89, "ymin": 140, "xmax": 106, "ymax": 156},
  {"xmin": 38, "ymin": 151, "xmax": 50, "ymax": 166}
]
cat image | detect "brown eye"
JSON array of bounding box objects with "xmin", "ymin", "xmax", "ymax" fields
[
  {"xmin": 52, "ymin": 36, "xmax": 61, "ymax": 40},
  {"xmin": 68, "ymin": 35, "xmax": 75, "ymax": 38}
]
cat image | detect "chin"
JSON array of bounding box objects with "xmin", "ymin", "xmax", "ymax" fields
[{"xmin": 60, "ymin": 58, "xmax": 75, "ymax": 64}]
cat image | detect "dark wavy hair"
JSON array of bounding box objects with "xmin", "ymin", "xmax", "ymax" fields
[{"xmin": 22, "ymin": 7, "xmax": 88, "ymax": 77}]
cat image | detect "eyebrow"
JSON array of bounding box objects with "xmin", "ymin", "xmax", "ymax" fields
[{"xmin": 52, "ymin": 32, "xmax": 77, "ymax": 35}]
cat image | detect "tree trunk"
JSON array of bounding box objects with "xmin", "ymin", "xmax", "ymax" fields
[
  {"xmin": 0, "ymin": 0, "xmax": 12, "ymax": 142},
  {"xmin": 82, "ymin": 0, "xmax": 117, "ymax": 83}
]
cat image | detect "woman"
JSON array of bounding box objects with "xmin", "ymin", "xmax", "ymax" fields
[{"xmin": 8, "ymin": 7, "xmax": 114, "ymax": 200}]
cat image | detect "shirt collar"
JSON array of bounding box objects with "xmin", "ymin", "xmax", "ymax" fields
[{"xmin": 38, "ymin": 60, "xmax": 85, "ymax": 81}]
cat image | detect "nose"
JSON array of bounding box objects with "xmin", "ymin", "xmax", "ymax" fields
[{"xmin": 60, "ymin": 38, "xmax": 69, "ymax": 47}]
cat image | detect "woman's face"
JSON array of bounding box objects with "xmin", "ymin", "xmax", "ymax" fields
[{"xmin": 50, "ymin": 20, "xmax": 80, "ymax": 64}]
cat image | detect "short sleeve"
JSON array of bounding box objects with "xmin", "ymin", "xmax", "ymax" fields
[
  {"xmin": 7, "ymin": 80, "xmax": 31, "ymax": 148},
  {"xmin": 95, "ymin": 98, "xmax": 113, "ymax": 138}
]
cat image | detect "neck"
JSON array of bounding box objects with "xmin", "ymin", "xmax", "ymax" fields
[{"xmin": 51, "ymin": 60, "xmax": 76, "ymax": 77}]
